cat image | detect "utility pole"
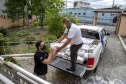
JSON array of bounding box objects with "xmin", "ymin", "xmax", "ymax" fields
[
  {"xmin": 24, "ymin": 3, "xmax": 29, "ymax": 51},
  {"xmin": 66, "ymin": 0, "xmax": 67, "ymax": 10},
  {"xmin": 112, "ymin": 0, "xmax": 115, "ymax": 8}
]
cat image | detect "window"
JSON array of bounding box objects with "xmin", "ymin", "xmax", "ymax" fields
[
  {"xmin": 81, "ymin": 29, "xmax": 100, "ymax": 40},
  {"xmin": 83, "ymin": 13, "xmax": 86, "ymax": 15},
  {"xmin": 78, "ymin": 13, "xmax": 81, "ymax": 15},
  {"xmin": 113, "ymin": 16, "xmax": 117, "ymax": 23},
  {"xmin": 74, "ymin": 2, "xmax": 77, "ymax": 7},
  {"xmin": 74, "ymin": 13, "xmax": 77, "ymax": 15},
  {"xmin": 102, "ymin": 13, "xmax": 104, "ymax": 16}
]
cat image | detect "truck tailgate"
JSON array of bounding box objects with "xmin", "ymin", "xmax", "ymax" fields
[{"xmin": 49, "ymin": 56, "xmax": 86, "ymax": 78}]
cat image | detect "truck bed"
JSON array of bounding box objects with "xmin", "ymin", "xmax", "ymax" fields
[{"xmin": 49, "ymin": 56, "xmax": 87, "ymax": 78}]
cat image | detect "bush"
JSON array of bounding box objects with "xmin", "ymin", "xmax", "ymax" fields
[
  {"xmin": 0, "ymin": 36, "xmax": 10, "ymax": 54},
  {"xmin": 39, "ymin": 34, "xmax": 57, "ymax": 42},
  {"xmin": 46, "ymin": 14, "xmax": 65, "ymax": 38},
  {"xmin": 3, "ymin": 47, "xmax": 10, "ymax": 54},
  {"xmin": 3, "ymin": 56, "xmax": 21, "ymax": 66},
  {"xmin": 45, "ymin": 13, "xmax": 77, "ymax": 38},
  {"xmin": 9, "ymin": 37, "xmax": 20, "ymax": 46},
  {"xmin": 31, "ymin": 20, "xmax": 40, "ymax": 28},
  {"xmin": 24, "ymin": 36, "xmax": 36, "ymax": 44},
  {"xmin": 0, "ymin": 27, "xmax": 8, "ymax": 36},
  {"xmin": 45, "ymin": 45, "xmax": 49, "ymax": 53},
  {"xmin": 16, "ymin": 30, "xmax": 30, "ymax": 37},
  {"xmin": 69, "ymin": 17, "xmax": 78, "ymax": 25},
  {"xmin": 0, "ymin": 33, "xmax": 3, "ymax": 37},
  {"xmin": 0, "ymin": 47, "xmax": 4, "ymax": 54},
  {"xmin": 48, "ymin": 35, "xmax": 57, "ymax": 41},
  {"xmin": 38, "ymin": 34, "xmax": 57, "ymax": 53},
  {"xmin": 12, "ymin": 23, "xmax": 22, "ymax": 28},
  {"xmin": 0, "ymin": 36, "xmax": 10, "ymax": 46}
]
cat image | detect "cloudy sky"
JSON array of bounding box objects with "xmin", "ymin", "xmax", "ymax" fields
[{"xmin": 62, "ymin": 0, "xmax": 126, "ymax": 9}]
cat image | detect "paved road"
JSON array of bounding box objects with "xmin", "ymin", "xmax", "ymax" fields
[
  {"xmin": 95, "ymin": 33, "xmax": 126, "ymax": 82},
  {"xmin": 16, "ymin": 26, "xmax": 126, "ymax": 84}
]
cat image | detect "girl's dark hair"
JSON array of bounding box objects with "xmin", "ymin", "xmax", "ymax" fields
[{"xmin": 35, "ymin": 41, "xmax": 42, "ymax": 50}]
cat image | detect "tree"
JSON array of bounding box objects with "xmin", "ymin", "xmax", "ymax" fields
[
  {"xmin": 45, "ymin": 13, "xmax": 77, "ymax": 38},
  {"xmin": 2, "ymin": 0, "xmax": 29, "ymax": 20},
  {"xmin": 31, "ymin": 0, "xmax": 65, "ymax": 29},
  {"xmin": 3, "ymin": 0, "xmax": 65, "ymax": 29},
  {"xmin": 31, "ymin": 0, "xmax": 46, "ymax": 29},
  {"xmin": 112, "ymin": 4, "xmax": 122, "ymax": 9}
]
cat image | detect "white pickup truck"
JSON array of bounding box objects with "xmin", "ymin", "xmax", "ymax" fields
[{"xmin": 49, "ymin": 25, "xmax": 110, "ymax": 78}]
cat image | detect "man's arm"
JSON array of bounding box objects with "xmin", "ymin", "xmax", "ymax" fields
[
  {"xmin": 42, "ymin": 53, "xmax": 52, "ymax": 65},
  {"xmin": 56, "ymin": 39, "xmax": 71, "ymax": 52},
  {"xmin": 42, "ymin": 47, "xmax": 53, "ymax": 64},
  {"xmin": 56, "ymin": 34, "xmax": 67, "ymax": 43},
  {"xmin": 51, "ymin": 52, "xmax": 58, "ymax": 59}
]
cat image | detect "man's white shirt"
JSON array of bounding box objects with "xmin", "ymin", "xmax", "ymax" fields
[{"xmin": 64, "ymin": 23, "xmax": 83, "ymax": 45}]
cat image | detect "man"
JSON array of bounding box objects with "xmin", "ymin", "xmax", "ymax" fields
[
  {"xmin": 34, "ymin": 41, "xmax": 55, "ymax": 80},
  {"xmin": 56, "ymin": 18, "xmax": 83, "ymax": 71}
]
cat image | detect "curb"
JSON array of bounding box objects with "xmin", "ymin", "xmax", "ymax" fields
[
  {"xmin": 118, "ymin": 35, "xmax": 126, "ymax": 52},
  {"xmin": 0, "ymin": 53, "xmax": 34, "ymax": 57}
]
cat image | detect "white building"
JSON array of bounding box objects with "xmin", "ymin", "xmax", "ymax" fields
[{"xmin": 74, "ymin": 1, "xmax": 91, "ymax": 8}]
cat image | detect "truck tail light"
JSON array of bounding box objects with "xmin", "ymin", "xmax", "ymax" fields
[{"xmin": 87, "ymin": 58, "xmax": 94, "ymax": 68}]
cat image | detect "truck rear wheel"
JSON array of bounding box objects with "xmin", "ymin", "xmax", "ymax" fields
[
  {"xmin": 93, "ymin": 66, "xmax": 97, "ymax": 73},
  {"xmin": 105, "ymin": 41, "xmax": 107, "ymax": 47}
]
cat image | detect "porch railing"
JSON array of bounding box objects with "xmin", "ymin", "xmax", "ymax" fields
[{"xmin": 0, "ymin": 56, "xmax": 51, "ymax": 84}]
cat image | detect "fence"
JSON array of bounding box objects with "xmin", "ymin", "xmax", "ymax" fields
[
  {"xmin": 0, "ymin": 40, "xmax": 58, "ymax": 55},
  {"xmin": 0, "ymin": 56, "xmax": 50, "ymax": 84},
  {"xmin": 71, "ymin": 15, "xmax": 116, "ymax": 26}
]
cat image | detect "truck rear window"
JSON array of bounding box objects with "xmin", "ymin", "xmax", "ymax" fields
[{"xmin": 81, "ymin": 29, "xmax": 100, "ymax": 40}]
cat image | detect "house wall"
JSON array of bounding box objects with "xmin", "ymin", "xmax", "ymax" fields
[
  {"xmin": 118, "ymin": 15, "xmax": 126, "ymax": 36},
  {"xmin": 32, "ymin": 15, "xmax": 36, "ymax": 21},
  {"xmin": 0, "ymin": 15, "xmax": 23, "ymax": 28}
]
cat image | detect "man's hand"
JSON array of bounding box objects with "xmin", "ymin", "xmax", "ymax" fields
[
  {"xmin": 56, "ymin": 47, "xmax": 61, "ymax": 52},
  {"xmin": 49, "ymin": 47, "xmax": 53, "ymax": 54},
  {"xmin": 55, "ymin": 41, "xmax": 59, "ymax": 43}
]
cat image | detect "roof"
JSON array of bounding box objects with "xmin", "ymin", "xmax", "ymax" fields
[
  {"xmin": 93, "ymin": 9, "xmax": 122, "ymax": 13},
  {"xmin": 74, "ymin": 1, "xmax": 90, "ymax": 4},
  {"xmin": 68, "ymin": 7, "xmax": 93, "ymax": 9},
  {"xmin": 78, "ymin": 25, "xmax": 103, "ymax": 31}
]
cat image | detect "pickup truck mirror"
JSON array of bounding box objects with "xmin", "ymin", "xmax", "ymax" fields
[{"xmin": 106, "ymin": 33, "xmax": 110, "ymax": 36}]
